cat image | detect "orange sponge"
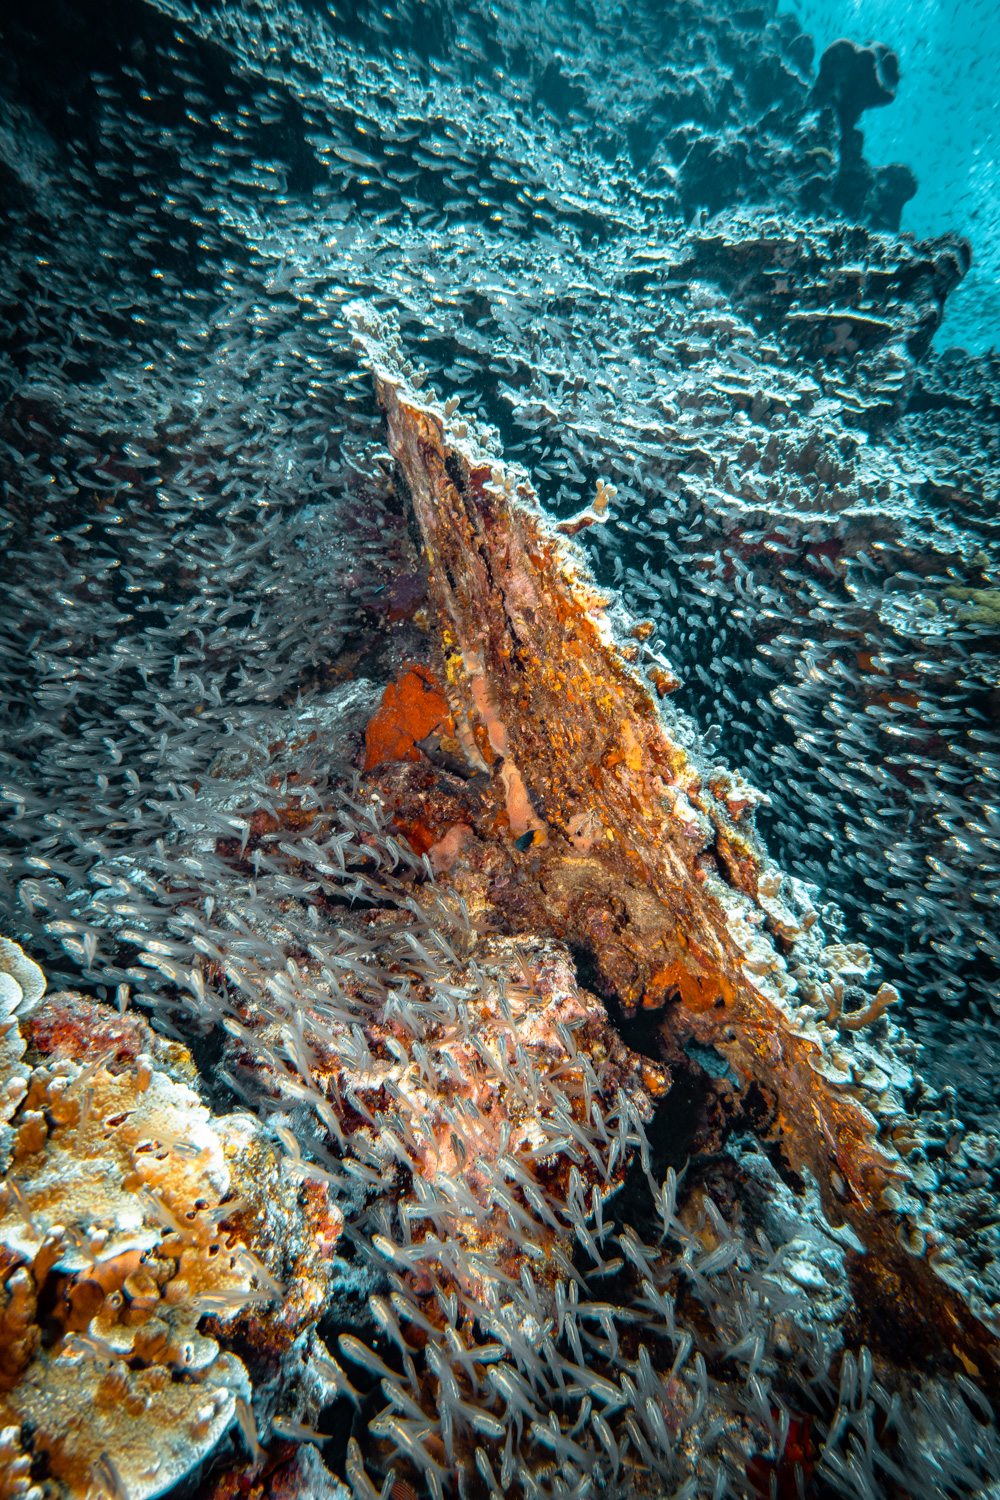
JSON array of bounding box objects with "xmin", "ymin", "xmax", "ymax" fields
[{"xmin": 363, "ymin": 664, "xmax": 452, "ymax": 771}]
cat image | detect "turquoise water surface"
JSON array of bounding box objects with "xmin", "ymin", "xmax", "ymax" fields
[{"xmin": 790, "ymin": 0, "xmax": 999, "ymax": 351}]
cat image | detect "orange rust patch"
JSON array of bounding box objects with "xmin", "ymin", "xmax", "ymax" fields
[
  {"xmin": 363, "ymin": 664, "xmax": 453, "ymax": 771},
  {"xmin": 885, "ymin": 690, "xmax": 920, "ymax": 710},
  {"xmin": 644, "ymin": 949, "xmax": 733, "ymax": 1013},
  {"xmin": 715, "ymin": 831, "xmax": 759, "ymax": 900},
  {"xmin": 648, "ymin": 665, "xmax": 680, "ymax": 696},
  {"xmin": 639, "ymin": 1060, "xmax": 671, "ymax": 1098},
  {"xmin": 390, "ymin": 814, "xmax": 438, "ymax": 856}
]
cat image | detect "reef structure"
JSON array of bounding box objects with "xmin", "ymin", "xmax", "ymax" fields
[
  {"xmin": 350, "ymin": 303, "xmax": 1000, "ymax": 1397},
  {"xmin": 0, "ymin": 940, "xmax": 346, "ymax": 1500},
  {"xmin": 0, "ymin": 0, "xmax": 998, "ymax": 1494}
]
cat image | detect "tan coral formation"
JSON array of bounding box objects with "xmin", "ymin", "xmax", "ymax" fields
[
  {"xmin": 0, "ymin": 938, "xmax": 45, "ymax": 1140},
  {"xmin": 0, "ymin": 940, "xmax": 342, "ymax": 1500},
  {"xmin": 349, "ymin": 303, "xmax": 1000, "ymax": 1394}
]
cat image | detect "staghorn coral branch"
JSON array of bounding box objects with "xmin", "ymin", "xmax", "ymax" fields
[{"xmin": 839, "ymin": 982, "xmax": 903, "ymax": 1032}]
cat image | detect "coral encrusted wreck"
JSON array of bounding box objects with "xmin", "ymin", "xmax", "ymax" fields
[
  {"xmin": 352, "ymin": 303, "xmax": 1000, "ymax": 1373},
  {"xmin": 2, "ymin": 0, "xmax": 1000, "ymax": 1496}
]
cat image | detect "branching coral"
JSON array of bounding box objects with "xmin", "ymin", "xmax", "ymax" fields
[{"xmin": 0, "ymin": 1424, "xmax": 42, "ymax": 1500}]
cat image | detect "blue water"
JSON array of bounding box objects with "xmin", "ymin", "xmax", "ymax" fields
[{"xmin": 789, "ymin": 0, "xmax": 1000, "ymax": 352}]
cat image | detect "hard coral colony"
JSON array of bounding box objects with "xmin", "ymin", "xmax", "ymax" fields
[{"xmin": 0, "ymin": 0, "xmax": 998, "ymax": 1498}]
